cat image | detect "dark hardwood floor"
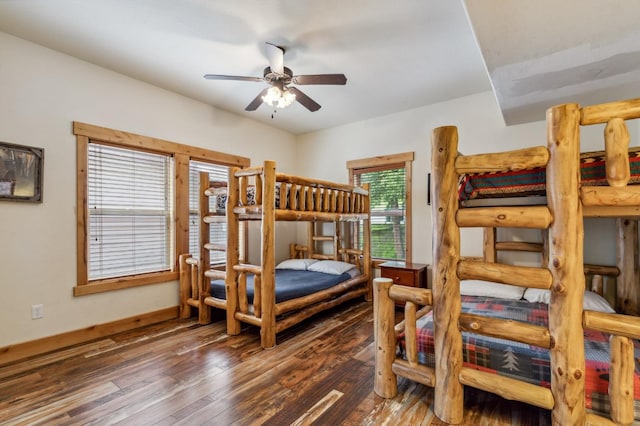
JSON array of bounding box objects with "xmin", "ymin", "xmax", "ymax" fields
[{"xmin": 0, "ymin": 300, "xmax": 551, "ymax": 425}]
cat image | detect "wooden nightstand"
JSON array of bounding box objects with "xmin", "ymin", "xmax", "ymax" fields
[{"xmin": 379, "ymin": 261, "xmax": 429, "ymax": 294}]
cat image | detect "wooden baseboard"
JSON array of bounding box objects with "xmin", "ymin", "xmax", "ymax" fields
[{"xmin": 0, "ymin": 306, "xmax": 179, "ymax": 366}]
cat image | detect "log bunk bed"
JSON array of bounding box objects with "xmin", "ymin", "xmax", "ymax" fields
[
  {"xmin": 374, "ymin": 98, "xmax": 640, "ymax": 425},
  {"xmin": 180, "ymin": 160, "xmax": 371, "ymax": 349}
]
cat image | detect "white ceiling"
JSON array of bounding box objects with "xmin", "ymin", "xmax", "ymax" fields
[
  {"xmin": 0, "ymin": 0, "xmax": 638, "ymax": 134},
  {"xmin": 466, "ymin": 0, "xmax": 640, "ymax": 125}
]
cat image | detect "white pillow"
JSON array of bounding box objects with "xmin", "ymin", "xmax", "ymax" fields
[
  {"xmin": 460, "ymin": 279, "xmax": 526, "ymax": 300},
  {"xmin": 523, "ymin": 289, "xmax": 615, "ymax": 313},
  {"xmin": 346, "ymin": 268, "xmax": 361, "ymax": 278},
  {"xmin": 275, "ymin": 258, "xmax": 318, "ymax": 270},
  {"xmin": 307, "ymin": 260, "xmax": 357, "ymax": 275}
]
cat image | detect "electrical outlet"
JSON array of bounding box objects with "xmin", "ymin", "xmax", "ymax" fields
[{"xmin": 31, "ymin": 304, "xmax": 44, "ymax": 319}]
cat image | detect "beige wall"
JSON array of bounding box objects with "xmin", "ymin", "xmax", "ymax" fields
[{"xmin": 0, "ymin": 32, "xmax": 297, "ymax": 347}]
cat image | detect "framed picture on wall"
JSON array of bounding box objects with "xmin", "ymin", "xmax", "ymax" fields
[{"xmin": 0, "ymin": 141, "xmax": 44, "ymax": 203}]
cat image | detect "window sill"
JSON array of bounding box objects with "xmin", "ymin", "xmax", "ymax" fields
[{"xmin": 74, "ymin": 271, "xmax": 179, "ymax": 296}]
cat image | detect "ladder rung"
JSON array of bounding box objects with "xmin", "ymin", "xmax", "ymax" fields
[
  {"xmin": 203, "ymin": 214, "xmax": 225, "ymax": 223},
  {"xmin": 494, "ymin": 241, "xmax": 543, "ymax": 252},
  {"xmin": 204, "ymin": 243, "xmax": 226, "ymax": 252},
  {"xmin": 312, "ymin": 236, "xmax": 334, "ymax": 241},
  {"xmin": 233, "ymin": 264, "xmax": 262, "ymax": 275},
  {"xmin": 204, "ymin": 187, "xmax": 227, "ymax": 197},
  {"xmin": 204, "ymin": 270, "xmax": 226, "ymax": 280}
]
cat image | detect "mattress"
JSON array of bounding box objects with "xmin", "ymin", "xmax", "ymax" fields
[
  {"xmin": 459, "ymin": 146, "xmax": 640, "ymax": 203},
  {"xmin": 398, "ymin": 295, "xmax": 640, "ymax": 418},
  {"xmin": 210, "ymin": 269, "xmax": 354, "ymax": 303}
]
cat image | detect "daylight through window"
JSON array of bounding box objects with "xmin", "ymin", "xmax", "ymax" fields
[
  {"xmin": 88, "ymin": 143, "xmax": 174, "ymax": 280},
  {"xmin": 348, "ymin": 152, "xmax": 413, "ymax": 262}
]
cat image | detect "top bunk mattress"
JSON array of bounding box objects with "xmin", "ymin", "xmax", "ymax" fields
[{"xmin": 459, "ymin": 146, "xmax": 640, "ymax": 206}]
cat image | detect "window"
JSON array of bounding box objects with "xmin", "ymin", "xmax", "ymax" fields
[
  {"xmin": 348, "ymin": 152, "xmax": 414, "ymax": 262},
  {"xmin": 74, "ymin": 122, "xmax": 249, "ymax": 296},
  {"xmin": 88, "ymin": 143, "xmax": 174, "ymax": 280}
]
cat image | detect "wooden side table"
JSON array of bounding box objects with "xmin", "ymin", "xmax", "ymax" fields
[{"xmin": 379, "ymin": 261, "xmax": 429, "ymax": 306}]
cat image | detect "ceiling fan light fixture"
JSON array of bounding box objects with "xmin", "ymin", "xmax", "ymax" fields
[
  {"xmin": 262, "ymin": 86, "xmax": 296, "ymax": 109},
  {"xmin": 206, "ymin": 42, "xmax": 344, "ymax": 112}
]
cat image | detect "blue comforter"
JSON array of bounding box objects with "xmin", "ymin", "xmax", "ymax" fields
[{"xmin": 210, "ymin": 269, "xmax": 353, "ymax": 303}]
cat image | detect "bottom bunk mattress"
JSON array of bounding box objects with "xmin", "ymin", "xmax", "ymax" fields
[
  {"xmin": 209, "ymin": 269, "xmax": 356, "ymax": 304},
  {"xmin": 398, "ymin": 295, "xmax": 640, "ymax": 418}
]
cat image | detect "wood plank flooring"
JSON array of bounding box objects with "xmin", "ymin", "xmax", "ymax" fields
[{"xmin": 0, "ymin": 300, "xmax": 551, "ymax": 425}]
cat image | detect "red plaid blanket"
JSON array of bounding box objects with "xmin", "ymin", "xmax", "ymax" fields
[
  {"xmin": 398, "ymin": 296, "xmax": 640, "ymax": 418},
  {"xmin": 459, "ymin": 147, "xmax": 640, "ymax": 201}
]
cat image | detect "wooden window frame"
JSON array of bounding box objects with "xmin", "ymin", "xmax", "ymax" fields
[
  {"xmin": 347, "ymin": 152, "xmax": 414, "ymax": 264},
  {"xmin": 74, "ymin": 122, "xmax": 249, "ymax": 296}
]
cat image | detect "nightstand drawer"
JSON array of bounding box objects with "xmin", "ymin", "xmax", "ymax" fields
[
  {"xmin": 380, "ymin": 268, "xmax": 415, "ymax": 286},
  {"xmin": 379, "ymin": 261, "xmax": 429, "ymax": 308}
]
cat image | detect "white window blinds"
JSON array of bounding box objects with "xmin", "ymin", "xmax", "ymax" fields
[
  {"xmin": 189, "ymin": 160, "xmax": 229, "ymax": 263},
  {"xmin": 88, "ymin": 143, "xmax": 174, "ymax": 280},
  {"xmin": 353, "ymin": 165, "xmax": 406, "ymax": 261}
]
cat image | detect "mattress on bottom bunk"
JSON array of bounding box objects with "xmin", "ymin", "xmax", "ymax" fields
[
  {"xmin": 398, "ymin": 295, "xmax": 640, "ymax": 418},
  {"xmin": 210, "ymin": 269, "xmax": 356, "ymax": 304},
  {"xmin": 458, "ymin": 146, "xmax": 640, "ymax": 203}
]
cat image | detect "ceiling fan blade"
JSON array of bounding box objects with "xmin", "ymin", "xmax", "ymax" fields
[
  {"xmin": 291, "ymin": 74, "xmax": 347, "ymax": 85},
  {"xmin": 265, "ymin": 42, "xmax": 285, "ymax": 75},
  {"xmin": 288, "ymin": 87, "xmax": 321, "ymax": 112},
  {"xmin": 245, "ymin": 87, "xmax": 269, "ymax": 111},
  {"xmin": 204, "ymin": 74, "xmax": 263, "ymax": 82}
]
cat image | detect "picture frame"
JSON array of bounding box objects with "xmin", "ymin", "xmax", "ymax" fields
[{"xmin": 0, "ymin": 141, "xmax": 44, "ymax": 203}]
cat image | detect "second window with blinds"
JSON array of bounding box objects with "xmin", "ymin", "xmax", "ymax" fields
[{"xmin": 75, "ymin": 122, "xmax": 250, "ymax": 295}]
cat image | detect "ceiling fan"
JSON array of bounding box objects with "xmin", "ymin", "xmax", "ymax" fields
[{"xmin": 204, "ymin": 42, "xmax": 347, "ymax": 112}]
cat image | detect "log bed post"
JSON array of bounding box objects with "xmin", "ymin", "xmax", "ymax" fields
[
  {"xmin": 198, "ymin": 172, "xmax": 212, "ymax": 324},
  {"xmin": 261, "ymin": 160, "xmax": 277, "ymax": 349},
  {"xmin": 225, "ymin": 168, "xmax": 241, "ymax": 335},
  {"xmin": 609, "ymin": 334, "xmax": 635, "ymax": 425},
  {"xmin": 373, "ymin": 277, "xmax": 397, "ymax": 398},
  {"xmin": 362, "ymin": 183, "xmax": 372, "ymax": 301},
  {"xmin": 431, "ymin": 126, "xmax": 463, "ymax": 424},
  {"xmin": 307, "ymin": 222, "xmax": 315, "ymax": 259},
  {"xmin": 546, "ymin": 103, "xmax": 586, "ymax": 425},
  {"xmin": 482, "ymin": 227, "xmax": 497, "ymax": 262},
  {"xmin": 178, "ymin": 253, "xmax": 192, "ymax": 319},
  {"xmin": 615, "ymin": 218, "xmax": 640, "ymax": 315}
]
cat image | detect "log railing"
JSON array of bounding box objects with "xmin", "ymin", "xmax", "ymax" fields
[{"xmin": 227, "ymin": 163, "xmax": 369, "ymax": 221}]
